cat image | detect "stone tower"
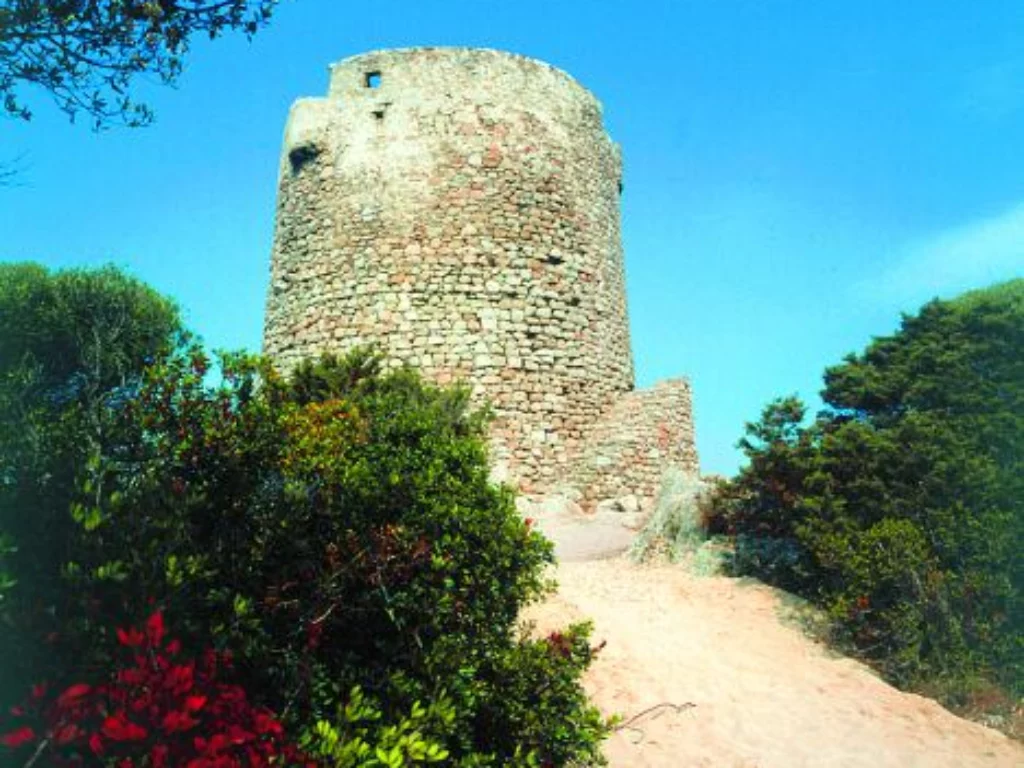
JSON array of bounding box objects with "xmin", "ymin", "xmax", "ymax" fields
[{"xmin": 264, "ymin": 47, "xmax": 697, "ymax": 504}]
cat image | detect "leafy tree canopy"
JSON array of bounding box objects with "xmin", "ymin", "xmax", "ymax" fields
[
  {"xmin": 0, "ymin": 262, "xmax": 183, "ymax": 700},
  {"xmin": 0, "ymin": 261, "xmax": 182, "ymax": 395},
  {"xmin": 0, "ymin": 1, "xmax": 278, "ymax": 127},
  {"xmin": 710, "ymin": 279, "xmax": 1023, "ymax": 705}
]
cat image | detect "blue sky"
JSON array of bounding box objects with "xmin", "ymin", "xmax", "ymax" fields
[{"xmin": 2, "ymin": 0, "xmax": 1023, "ymax": 474}]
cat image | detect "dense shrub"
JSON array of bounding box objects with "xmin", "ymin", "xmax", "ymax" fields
[
  {"xmin": 709, "ymin": 280, "xmax": 1023, "ymax": 702},
  {"xmin": 1, "ymin": 265, "xmax": 609, "ymax": 765},
  {"xmin": 0, "ymin": 263, "xmax": 184, "ymax": 706}
]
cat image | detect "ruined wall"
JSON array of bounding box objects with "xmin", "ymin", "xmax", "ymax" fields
[
  {"xmin": 568, "ymin": 380, "xmax": 699, "ymax": 507},
  {"xmin": 264, "ymin": 47, "xmax": 697, "ymax": 499}
]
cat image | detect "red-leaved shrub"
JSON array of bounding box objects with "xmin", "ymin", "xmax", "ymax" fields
[{"xmin": 0, "ymin": 611, "xmax": 311, "ymax": 767}]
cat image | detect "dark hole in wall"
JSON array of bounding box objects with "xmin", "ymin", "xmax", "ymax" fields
[
  {"xmin": 365, "ymin": 71, "xmax": 382, "ymax": 88},
  {"xmin": 372, "ymin": 109, "xmax": 385, "ymax": 121},
  {"xmin": 618, "ymin": 179, "xmax": 624, "ymax": 194},
  {"xmin": 545, "ymin": 252, "xmax": 565, "ymax": 266},
  {"xmin": 288, "ymin": 144, "xmax": 320, "ymax": 174}
]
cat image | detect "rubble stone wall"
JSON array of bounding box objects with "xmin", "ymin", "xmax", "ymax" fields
[
  {"xmin": 263, "ymin": 47, "xmax": 698, "ymax": 498},
  {"xmin": 568, "ymin": 380, "xmax": 699, "ymax": 508}
]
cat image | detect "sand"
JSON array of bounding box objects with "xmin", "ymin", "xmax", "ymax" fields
[{"xmin": 525, "ymin": 559, "xmax": 1023, "ymax": 768}]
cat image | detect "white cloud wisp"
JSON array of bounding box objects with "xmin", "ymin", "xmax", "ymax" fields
[{"xmin": 863, "ymin": 201, "xmax": 1024, "ymax": 307}]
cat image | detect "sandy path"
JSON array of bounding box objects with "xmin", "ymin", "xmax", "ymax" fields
[{"xmin": 526, "ymin": 560, "xmax": 1023, "ymax": 768}]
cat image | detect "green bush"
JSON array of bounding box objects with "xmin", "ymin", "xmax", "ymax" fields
[
  {"xmin": 470, "ymin": 623, "xmax": 610, "ymax": 765},
  {"xmin": 709, "ymin": 280, "xmax": 1023, "ymax": 702},
  {"xmin": 1, "ymin": 265, "xmax": 609, "ymax": 765},
  {"xmin": 0, "ymin": 262, "xmax": 184, "ymax": 704}
]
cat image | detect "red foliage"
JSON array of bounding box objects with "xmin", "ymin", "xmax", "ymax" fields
[
  {"xmin": 544, "ymin": 631, "xmax": 573, "ymax": 659},
  {"xmin": 0, "ymin": 726, "xmax": 34, "ymax": 748},
  {"xmin": 0, "ymin": 611, "xmax": 315, "ymax": 767}
]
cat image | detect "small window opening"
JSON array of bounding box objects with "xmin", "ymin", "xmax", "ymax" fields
[
  {"xmin": 365, "ymin": 71, "xmax": 382, "ymax": 88},
  {"xmin": 545, "ymin": 252, "xmax": 565, "ymax": 266},
  {"xmin": 288, "ymin": 144, "xmax": 319, "ymax": 173},
  {"xmin": 372, "ymin": 109, "xmax": 385, "ymax": 121}
]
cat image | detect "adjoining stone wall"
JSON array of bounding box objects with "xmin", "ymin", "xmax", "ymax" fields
[
  {"xmin": 263, "ymin": 47, "xmax": 698, "ymax": 500},
  {"xmin": 568, "ymin": 380, "xmax": 699, "ymax": 508}
]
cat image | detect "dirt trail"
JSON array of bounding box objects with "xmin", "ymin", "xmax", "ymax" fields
[{"xmin": 526, "ymin": 559, "xmax": 1023, "ymax": 768}]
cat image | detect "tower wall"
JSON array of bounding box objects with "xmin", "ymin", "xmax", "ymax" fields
[{"xmin": 264, "ymin": 48, "xmax": 634, "ymax": 488}]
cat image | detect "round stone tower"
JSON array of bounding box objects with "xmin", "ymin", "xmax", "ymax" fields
[{"xmin": 264, "ymin": 47, "xmax": 635, "ymax": 490}]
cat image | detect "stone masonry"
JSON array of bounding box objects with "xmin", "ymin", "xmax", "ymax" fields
[
  {"xmin": 569, "ymin": 380, "xmax": 698, "ymax": 504},
  {"xmin": 263, "ymin": 47, "xmax": 698, "ymax": 506}
]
